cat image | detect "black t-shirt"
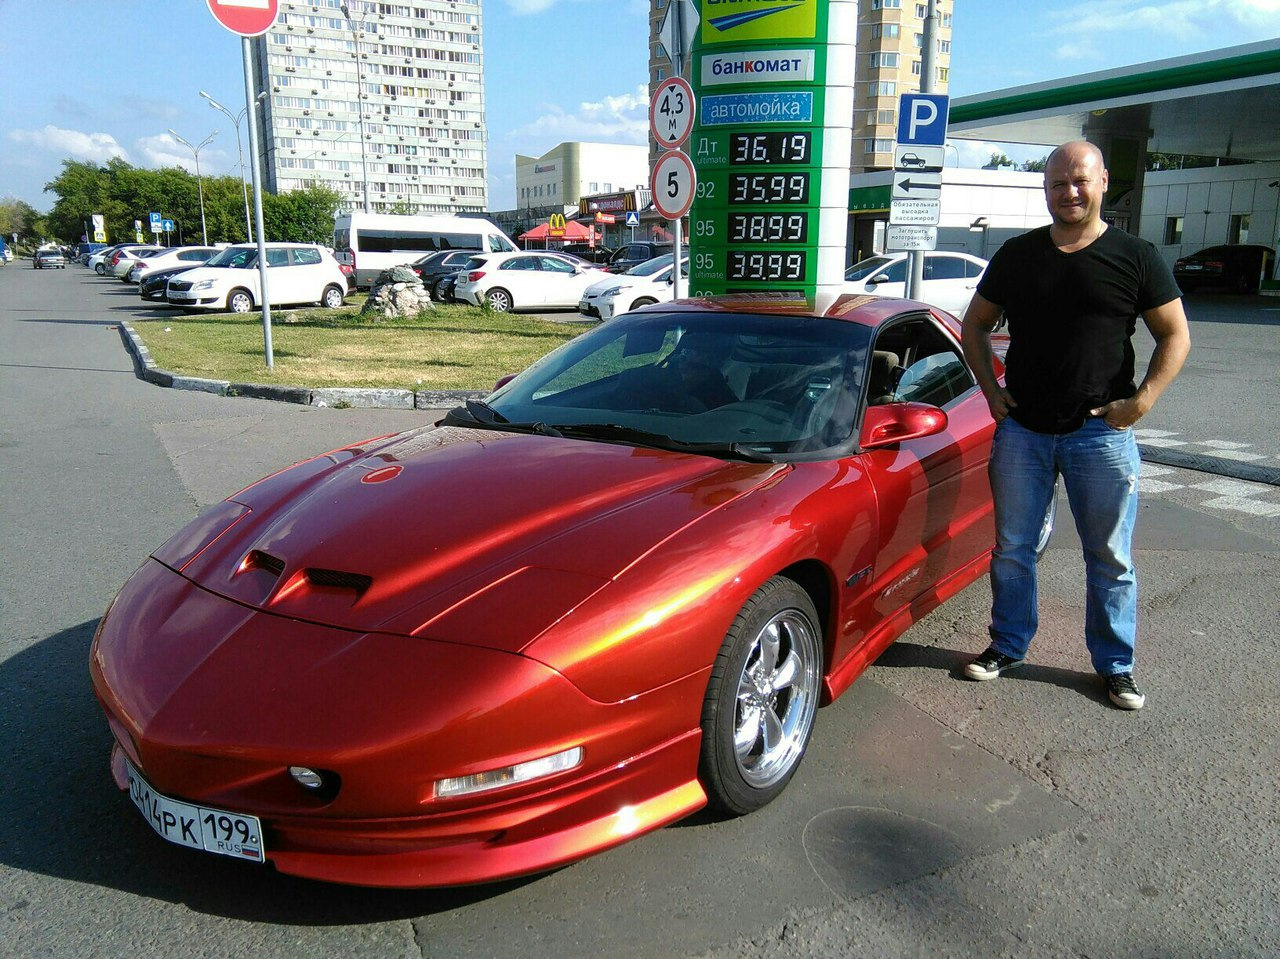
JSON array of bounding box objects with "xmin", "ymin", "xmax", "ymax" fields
[{"xmin": 977, "ymin": 225, "xmax": 1182, "ymax": 434}]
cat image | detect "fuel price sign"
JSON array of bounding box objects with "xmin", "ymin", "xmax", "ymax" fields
[{"xmin": 687, "ymin": 0, "xmax": 857, "ymax": 298}]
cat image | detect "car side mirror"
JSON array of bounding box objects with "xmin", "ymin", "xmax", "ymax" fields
[
  {"xmin": 868, "ymin": 272, "xmax": 890, "ymax": 285},
  {"xmin": 859, "ymin": 402, "xmax": 948, "ymax": 449}
]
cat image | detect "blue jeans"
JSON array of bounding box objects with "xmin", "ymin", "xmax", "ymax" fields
[{"xmin": 987, "ymin": 416, "xmax": 1141, "ymax": 676}]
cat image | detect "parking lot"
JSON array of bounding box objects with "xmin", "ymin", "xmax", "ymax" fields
[{"xmin": 1, "ymin": 263, "xmax": 1277, "ymax": 958}]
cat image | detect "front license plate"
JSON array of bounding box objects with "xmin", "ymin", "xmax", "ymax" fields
[{"xmin": 125, "ymin": 759, "xmax": 265, "ymax": 863}]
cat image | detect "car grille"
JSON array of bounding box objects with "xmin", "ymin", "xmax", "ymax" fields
[{"xmin": 168, "ymin": 280, "xmax": 193, "ymax": 292}]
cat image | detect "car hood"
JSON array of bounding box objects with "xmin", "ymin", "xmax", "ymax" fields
[
  {"xmin": 584, "ymin": 276, "xmax": 636, "ymax": 296},
  {"xmin": 170, "ymin": 424, "xmax": 787, "ymax": 647}
]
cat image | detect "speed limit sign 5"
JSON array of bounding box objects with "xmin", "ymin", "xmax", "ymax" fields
[{"xmin": 651, "ymin": 151, "xmax": 697, "ymax": 220}]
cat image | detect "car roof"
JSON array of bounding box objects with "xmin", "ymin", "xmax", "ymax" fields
[{"xmin": 659, "ymin": 292, "xmax": 952, "ymax": 328}]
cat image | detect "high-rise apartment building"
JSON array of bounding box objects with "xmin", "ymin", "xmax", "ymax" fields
[
  {"xmin": 251, "ymin": 0, "xmax": 488, "ymax": 214},
  {"xmin": 854, "ymin": 0, "xmax": 953, "ymax": 172},
  {"xmin": 646, "ymin": 0, "xmax": 953, "ymax": 174}
]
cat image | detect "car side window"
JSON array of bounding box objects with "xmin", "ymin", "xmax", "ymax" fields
[
  {"xmin": 926, "ymin": 256, "xmax": 967, "ymax": 280},
  {"xmin": 266, "ymin": 249, "xmax": 290, "ymax": 268},
  {"xmin": 964, "ymin": 259, "xmax": 985, "ymax": 278},
  {"xmin": 501, "ymin": 256, "xmax": 539, "ymax": 271},
  {"xmin": 540, "ymin": 256, "xmax": 576, "ymax": 274},
  {"xmin": 869, "ymin": 315, "xmax": 974, "ymax": 409},
  {"xmin": 292, "ymin": 248, "xmax": 323, "ymax": 266},
  {"xmin": 879, "ymin": 261, "xmax": 907, "ymax": 283}
]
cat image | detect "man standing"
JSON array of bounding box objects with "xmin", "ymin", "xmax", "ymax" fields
[{"xmin": 960, "ymin": 140, "xmax": 1191, "ymax": 710}]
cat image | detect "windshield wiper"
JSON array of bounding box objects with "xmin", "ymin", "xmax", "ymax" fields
[{"xmin": 555, "ymin": 423, "xmax": 774, "ymax": 461}]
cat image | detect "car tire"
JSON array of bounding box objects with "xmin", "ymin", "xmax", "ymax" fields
[
  {"xmin": 699, "ymin": 576, "xmax": 822, "ymax": 815},
  {"xmin": 227, "ymin": 289, "xmax": 255, "ymax": 314},
  {"xmin": 484, "ymin": 288, "xmax": 512, "ymax": 312},
  {"xmin": 95, "ymin": 264, "xmax": 106, "ymax": 275},
  {"xmin": 429, "ymin": 279, "xmax": 445, "ymax": 301},
  {"xmin": 321, "ymin": 284, "xmax": 345, "ymax": 309},
  {"xmin": 629, "ymin": 297, "xmax": 657, "ymax": 311}
]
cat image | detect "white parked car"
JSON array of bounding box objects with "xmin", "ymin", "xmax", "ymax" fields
[
  {"xmin": 579, "ymin": 254, "xmax": 690, "ymax": 322},
  {"xmin": 166, "ymin": 243, "xmax": 348, "ymax": 313},
  {"xmin": 842, "ymin": 251, "xmax": 988, "ymax": 316},
  {"xmin": 125, "ymin": 246, "xmax": 217, "ymax": 283},
  {"xmin": 111, "ymin": 247, "xmax": 164, "ymax": 279},
  {"xmin": 453, "ymin": 251, "xmax": 609, "ymax": 313},
  {"xmin": 89, "ymin": 244, "xmax": 146, "ymax": 275}
]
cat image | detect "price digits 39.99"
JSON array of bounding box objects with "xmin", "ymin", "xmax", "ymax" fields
[{"xmin": 728, "ymin": 251, "xmax": 808, "ymax": 282}]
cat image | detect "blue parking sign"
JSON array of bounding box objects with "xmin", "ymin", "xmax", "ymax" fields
[{"xmin": 896, "ymin": 94, "xmax": 949, "ymax": 146}]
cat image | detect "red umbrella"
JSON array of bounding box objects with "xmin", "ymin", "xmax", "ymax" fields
[{"xmin": 519, "ymin": 219, "xmax": 600, "ymax": 242}]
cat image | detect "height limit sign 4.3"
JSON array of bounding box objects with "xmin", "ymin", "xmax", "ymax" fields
[{"xmin": 651, "ymin": 77, "xmax": 696, "ymax": 149}]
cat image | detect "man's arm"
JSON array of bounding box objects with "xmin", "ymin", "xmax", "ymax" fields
[
  {"xmin": 961, "ymin": 292, "xmax": 1017, "ymax": 422},
  {"xmin": 1089, "ymin": 298, "xmax": 1191, "ymax": 429}
]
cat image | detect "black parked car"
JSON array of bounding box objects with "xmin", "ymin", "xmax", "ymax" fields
[
  {"xmin": 605, "ymin": 241, "xmax": 687, "ymax": 274},
  {"xmin": 1173, "ymin": 244, "xmax": 1275, "ymax": 293},
  {"xmin": 557, "ymin": 242, "xmax": 613, "ymax": 265},
  {"xmin": 409, "ymin": 249, "xmax": 481, "ymax": 300},
  {"xmin": 138, "ymin": 264, "xmax": 200, "ymax": 303}
]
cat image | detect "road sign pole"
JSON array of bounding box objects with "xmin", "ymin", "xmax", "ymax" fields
[
  {"xmin": 907, "ymin": 0, "xmax": 940, "ymax": 301},
  {"xmin": 242, "ymin": 36, "xmax": 273, "ymax": 368}
]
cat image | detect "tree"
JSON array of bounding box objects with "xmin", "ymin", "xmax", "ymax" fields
[
  {"xmin": 262, "ymin": 185, "xmax": 345, "ymax": 244},
  {"xmin": 0, "ymin": 196, "xmax": 43, "ymax": 241},
  {"xmin": 1021, "ymin": 156, "xmax": 1048, "ymax": 172},
  {"xmin": 42, "ymin": 157, "xmax": 344, "ymax": 245}
]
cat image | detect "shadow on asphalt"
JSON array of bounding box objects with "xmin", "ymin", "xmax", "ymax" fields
[
  {"xmin": 1182, "ymin": 292, "xmax": 1280, "ymax": 323},
  {"xmin": 874, "ymin": 639, "xmax": 1108, "ymax": 704},
  {"xmin": 0, "ymin": 620, "xmax": 544, "ymax": 923}
]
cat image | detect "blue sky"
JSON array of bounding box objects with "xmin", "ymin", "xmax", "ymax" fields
[{"xmin": 0, "ymin": 0, "xmax": 1276, "ymax": 213}]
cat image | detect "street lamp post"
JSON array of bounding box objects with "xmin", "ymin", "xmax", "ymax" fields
[
  {"xmin": 168, "ymin": 128, "xmax": 218, "ymax": 246},
  {"xmin": 200, "ymin": 91, "xmax": 253, "ymax": 242},
  {"xmin": 340, "ymin": 2, "xmax": 373, "ymax": 213}
]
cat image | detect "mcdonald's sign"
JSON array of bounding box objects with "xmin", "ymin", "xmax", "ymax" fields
[{"xmin": 549, "ymin": 213, "xmax": 567, "ymax": 237}]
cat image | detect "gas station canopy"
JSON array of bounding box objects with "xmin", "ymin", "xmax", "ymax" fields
[{"xmin": 949, "ymin": 39, "xmax": 1280, "ymax": 163}]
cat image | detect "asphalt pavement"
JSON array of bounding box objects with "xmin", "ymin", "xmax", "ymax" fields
[{"xmin": 1, "ymin": 263, "xmax": 1277, "ymax": 959}]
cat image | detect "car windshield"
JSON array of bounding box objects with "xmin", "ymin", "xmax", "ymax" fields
[
  {"xmin": 205, "ymin": 247, "xmax": 258, "ymax": 268},
  {"xmin": 459, "ymin": 309, "xmax": 872, "ymax": 459},
  {"xmin": 844, "ymin": 256, "xmax": 897, "ymax": 281},
  {"xmin": 624, "ymin": 254, "xmax": 675, "ymax": 276}
]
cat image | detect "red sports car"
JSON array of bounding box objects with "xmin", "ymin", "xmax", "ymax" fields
[{"xmin": 91, "ymin": 293, "xmax": 1008, "ymax": 888}]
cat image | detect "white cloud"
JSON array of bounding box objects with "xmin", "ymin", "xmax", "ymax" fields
[
  {"xmin": 135, "ymin": 134, "xmax": 234, "ymax": 175},
  {"xmin": 8, "ymin": 125, "xmax": 129, "ymax": 164},
  {"xmin": 509, "ymin": 83, "xmax": 650, "ymax": 147},
  {"xmin": 946, "ymin": 139, "xmax": 1051, "ymax": 170},
  {"xmin": 502, "ymin": 0, "xmax": 649, "ymax": 14},
  {"xmin": 1046, "ymin": 0, "xmax": 1280, "ymax": 57}
]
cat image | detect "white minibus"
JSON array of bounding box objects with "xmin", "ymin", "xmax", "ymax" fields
[{"xmin": 333, "ymin": 213, "xmax": 518, "ymax": 287}]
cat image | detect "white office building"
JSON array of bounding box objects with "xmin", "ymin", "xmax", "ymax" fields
[
  {"xmin": 514, "ymin": 142, "xmax": 650, "ymax": 210},
  {"xmin": 251, "ymin": 0, "xmax": 488, "ymax": 214}
]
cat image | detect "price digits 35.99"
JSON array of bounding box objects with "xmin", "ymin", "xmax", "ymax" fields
[{"xmin": 729, "ymin": 173, "xmax": 810, "ymax": 205}]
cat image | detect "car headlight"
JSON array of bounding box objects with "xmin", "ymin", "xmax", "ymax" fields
[
  {"xmin": 192, "ymin": 279, "xmax": 216, "ymax": 291},
  {"xmin": 600, "ymin": 286, "xmax": 625, "ymax": 298},
  {"xmin": 433, "ymin": 746, "xmax": 583, "ymax": 800}
]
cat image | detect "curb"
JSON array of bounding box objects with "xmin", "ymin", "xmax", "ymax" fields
[
  {"xmin": 116, "ymin": 320, "xmax": 486, "ymax": 410},
  {"xmin": 1138, "ymin": 445, "xmax": 1280, "ymax": 488}
]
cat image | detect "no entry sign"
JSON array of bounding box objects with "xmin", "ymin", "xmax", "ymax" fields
[{"xmin": 207, "ymin": 0, "xmax": 279, "ymax": 38}]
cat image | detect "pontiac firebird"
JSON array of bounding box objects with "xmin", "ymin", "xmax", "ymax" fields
[{"xmin": 91, "ymin": 293, "xmax": 1008, "ymax": 888}]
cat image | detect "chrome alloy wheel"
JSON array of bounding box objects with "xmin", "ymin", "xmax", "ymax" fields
[{"xmin": 731, "ymin": 608, "xmax": 820, "ymax": 789}]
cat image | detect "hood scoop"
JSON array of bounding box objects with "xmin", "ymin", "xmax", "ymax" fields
[{"xmin": 233, "ymin": 549, "xmax": 373, "ymax": 609}]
